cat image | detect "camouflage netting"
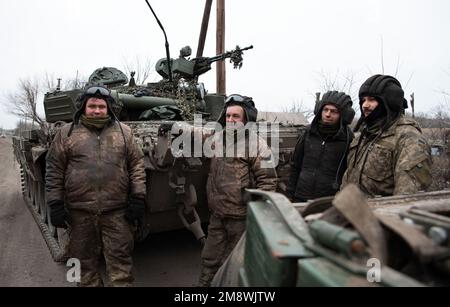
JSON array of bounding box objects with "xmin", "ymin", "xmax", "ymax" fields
[{"xmin": 176, "ymin": 80, "xmax": 198, "ymax": 121}]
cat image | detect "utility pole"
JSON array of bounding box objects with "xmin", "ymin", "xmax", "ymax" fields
[
  {"xmin": 196, "ymin": 0, "xmax": 213, "ymax": 58},
  {"xmin": 410, "ymin": 93, "xmax": 415, "ymax": 118},
  {"xmin": 216, "ymin": 0, "xmax": 226, "ymax": 95}
]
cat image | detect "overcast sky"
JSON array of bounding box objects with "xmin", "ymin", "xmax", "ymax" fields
[{"xmin": 1, "ymin": 0, "xmax": 449, "ymax": 129}]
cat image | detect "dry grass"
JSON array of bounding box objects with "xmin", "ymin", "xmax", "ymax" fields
[{"xmin": 429, "ymin": 155, "xmax": 450, "ymax": 191}]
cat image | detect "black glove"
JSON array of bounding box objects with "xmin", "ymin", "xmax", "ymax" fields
[
  {"xmin": 48, "ymin": 200, "xmax": 70, "ymax": 229},
  {"xmin": 125, "ymin": 197, "xmax": 146, "ymax": 226},
  {"xmin": 158, "ymin": 123, "xmax": 175, "ymax": 136}
]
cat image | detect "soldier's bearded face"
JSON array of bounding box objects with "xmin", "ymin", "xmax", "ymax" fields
[
  {"xmin": 361, "ymin": 96, "xmax": 379, "ymax": 118},
  {"xmin": 321, "ymin": 104, "xmax": 340, "ymax": 125},
  {"xmin": 85, "ymin": 98, "xmax": 108, "ymax": 118},
  {"xmin": 225, "ymin": 105, "xmax": 246, "ymax": 124}
]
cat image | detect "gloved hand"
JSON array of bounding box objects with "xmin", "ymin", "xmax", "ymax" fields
[
  {"xmin": 158, "ymin": 123, "xmax": 175, "ymax": 136},
  {"xmin": 125, "ymin": 197, "xmax": 146, "ymax": 226},
  {"xmin": 48, "ymin": 200, "xmax": 71, "ymax": 229}
]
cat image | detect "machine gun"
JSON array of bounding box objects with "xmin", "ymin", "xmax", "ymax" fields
[
  {"xmin": 155, "ymin": 45, "xmax": 253, "ymax": 81},
  {"xmin": 193, "ymin": 45, "xmax": 254, "ymax": 76}
]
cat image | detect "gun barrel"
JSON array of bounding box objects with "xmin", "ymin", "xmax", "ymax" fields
[
  {"xmin": 112, "ymin": 92, "xmax": 178, "ymax": 109},
  {"xmin": 207, "ymin": 45, "xmax": 254, "ymax": 64}
]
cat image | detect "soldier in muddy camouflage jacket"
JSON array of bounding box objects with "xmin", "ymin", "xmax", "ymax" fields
[
  {"xmin": 341, "ymin": 75, "xmax": 432, "ymax": 197},
  {"xmin": 45, "ymin": 85, "xmax": 146, "ymax": 287},
  {"xmin": 198, "ymin": 94, "xmax": 278, "ymax": 287}
]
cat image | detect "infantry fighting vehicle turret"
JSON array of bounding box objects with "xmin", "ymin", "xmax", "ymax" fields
[{"xmin": 11, "ymin": 4, "xmax": 305, "ymax": 262}]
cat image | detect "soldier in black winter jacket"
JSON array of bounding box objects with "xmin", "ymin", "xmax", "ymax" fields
[{"xmin": 287, "ymin": 91, "xmax": 355, "ymax": 202}]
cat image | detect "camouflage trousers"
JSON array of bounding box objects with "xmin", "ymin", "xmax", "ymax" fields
[
  {"xmin": 68, "ymin": 209, "xmax": 135, "ymax": 287},
  {"xmin": 198, "ymin": 215, "xmax": 246, "ymax": 287}
]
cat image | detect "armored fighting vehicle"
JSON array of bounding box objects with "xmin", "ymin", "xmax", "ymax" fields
[
  {"xmin": 12, "ymin": 53, "xmax": 304, "ymax": 262},
  {"xmin": 11, "ymin": 5, "xmax": 305, "ymax": 261},
  {"xmin": 212, "ymin": 185, "xmax": 450, "ymax": 287}
]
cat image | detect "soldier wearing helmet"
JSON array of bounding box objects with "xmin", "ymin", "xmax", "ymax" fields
[
  {"xmin": 287, "ymin": 91, "xmax": 355, "ymax": 201},
  {"xmin": 198, "ymin": 94, "xmax": 278, "ymax": 287},
  {"xmin": 45, "ymin": 85, "xmax": 146, "ymax": 286},
  {"xmin": 341, "ymin": 75, "xmax": 432, "ymax": 197}
]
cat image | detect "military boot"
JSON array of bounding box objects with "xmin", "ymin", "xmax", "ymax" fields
[{"xmin": 197, "ymin": 267, "xmax": 218, "ymax": 287}]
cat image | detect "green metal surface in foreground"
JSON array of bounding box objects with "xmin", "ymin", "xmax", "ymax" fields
[
  {"xmin": 242, "ymin": 200, "xmax": 313, "ymax": 287},
  {"xmin": 297, "ymin": 257, "xmax": 424, "ymax": 287},
  {"xmin": 297, "ymin": 258, "xmax": 376, "ymax": 287},
  {"xmin": 240, "ymin": 194, "xmax": 429, "ymax": 287}
]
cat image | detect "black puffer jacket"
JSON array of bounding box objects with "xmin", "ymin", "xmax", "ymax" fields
[{"xmin": 287, "ymin": 119, "xmax": 353, "ymax": 201}]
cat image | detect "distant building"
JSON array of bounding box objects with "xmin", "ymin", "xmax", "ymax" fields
[
  {"xmin": 422, "ymin": 128, "xmax": 450, "ymax": 156},
  {"xmin": 257, "ymin": 112, "xmax": 308, "ymax": 126}
]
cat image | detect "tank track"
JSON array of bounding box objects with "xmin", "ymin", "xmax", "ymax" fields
[{"xmin": 20, "ymin": 168, "xmax": 67, "ymax": 263}]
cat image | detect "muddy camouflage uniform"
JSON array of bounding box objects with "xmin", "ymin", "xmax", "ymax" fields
[
  {"xmin": 198, "ymin": 96, "xmax": 278, "ymax": 287},
  {"xmin": 341, "ymin": 75, "xmax": 432, "ymax": 197},
  {"xmin": 342, "ymin": 116, "xmax": 432, "ymax": 197},
  {"xmin": 46, "ymin": 116, "xmax": 145, "ymax": 286}
]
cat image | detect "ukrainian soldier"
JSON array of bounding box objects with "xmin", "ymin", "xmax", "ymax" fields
[
  {"xmin": 46, "ymin": 85, "xmax": 146, "ymax": 287},
  {"xmin": 287, "ymin": 91, "xmax": 355, "ymax": 201},
  {"xmin": 198, "ymin": 94, "xmax": 278, "ymax": 287},
  {"xmin": 342, "ymin": 75, "xmax": 432, "ymax": 197}
]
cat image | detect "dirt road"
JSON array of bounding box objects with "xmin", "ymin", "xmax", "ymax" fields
[
  {"xmin": 0, "ymin": 137, "xmax": 202, "ymax": 287},
  {"xmin": 0, "ymin": 137, "xmax": 69, "ymax": 286}
]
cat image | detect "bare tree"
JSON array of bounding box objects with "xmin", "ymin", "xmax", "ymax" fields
[
  {"xmin": 13, "ymin": 119, "xmax": 40, "ymax": 136},
  {"xmin": 64, "ymin": 70, "xmax": 86, "ymax": 90},
  {"xmin": 427, "ymin": 102, "xmax": 450, "ymax": 191},
  {"xmin": 43, "ymin": 72, "xmax": 57, "ymax": 92},
  {"xmin": 406, "ymin": 100, "xmax": 450, "ymax": 191},
  {"xmin": 4, "ymin": 78, "xmax": 46, "ymax": 130},
  {"xmin": 409, "ymin": 104, "xmax": 450, "ymax": 129},
  {"xmin": 438, "ymin": 67, "xmax": 450, "ymax": 97},
  {"xmin": 431, "ymin": 102, "xmax": 450, "ymax": 135},
  {"xmin": 315, "ymin": 69, "xmax": 358, "ymax": 100},
  {"xmin": 122, "ymin": 56, "xmax": 153, "ymax": 85},
  {"xmin": 4, "ymin": 70, "xmax": 90, "ymax": 135},
  {"xmin": 377, "ymin": 36, "xmax": 416, "ymax": 94},
  {"xmin": 282, "ymin": 99, "xmax": 314, "ymax": 119},
  {"xmin": 43, "ymin": 71, "xmax": 87, "ymax": 92},
  {"xmin": 312, "ymin": 69, "xmax": 361, "ymax": 123}
]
